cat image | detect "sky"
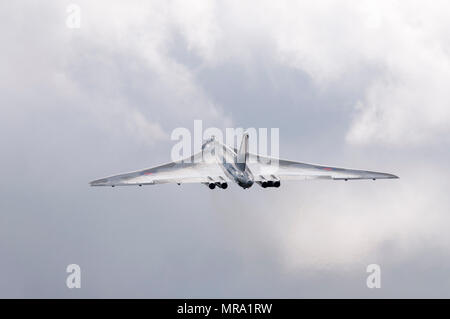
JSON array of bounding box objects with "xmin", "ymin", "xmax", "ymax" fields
[{"xmin": 1, "ymin": 0, "xmax": 450, "ymax": 298}]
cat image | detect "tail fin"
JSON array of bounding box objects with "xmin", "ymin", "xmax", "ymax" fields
[{"xmin": 236, "ymin": 132, "xmax": 249, "ymax": 170}]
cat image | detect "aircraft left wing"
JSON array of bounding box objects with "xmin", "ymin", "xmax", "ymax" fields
[{"xmin": 89, "ymin": 151, "xmax": 229, "ymax": 187}]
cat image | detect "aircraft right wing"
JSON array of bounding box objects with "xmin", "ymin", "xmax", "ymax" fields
[{"xmin": 247, "ymin": 153, "xmax": 398, "ymax": 181}]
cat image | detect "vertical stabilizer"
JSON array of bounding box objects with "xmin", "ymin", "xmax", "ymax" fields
[{"xmin": 236, "ymin": 132, "xmax": 249, "ymax": 170}]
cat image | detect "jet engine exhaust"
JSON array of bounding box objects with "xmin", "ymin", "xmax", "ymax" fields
[
  {"xmin": 208, "ymin": 182, "xmax": 228, "ymax": 189},
  {"xmin": 259, "ymin": 180, "xmax": 281, "ymax": 188}
]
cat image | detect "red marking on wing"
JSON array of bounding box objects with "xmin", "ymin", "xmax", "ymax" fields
[
  {"xmin": 144, "ymin": 172, "xmax": 153, "ymax": 175},
  {"xmin": 323, "ymin": 167, "xmax": 333, "ymax": 171}
]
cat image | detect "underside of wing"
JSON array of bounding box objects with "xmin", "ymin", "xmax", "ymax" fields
[
  {"xmin": 90, "ymin": 151, "xmax": 229, "ymax": 187},
  {"xmin": 247, "ymin": 154, "xmax": 398, "ymax": 181}
]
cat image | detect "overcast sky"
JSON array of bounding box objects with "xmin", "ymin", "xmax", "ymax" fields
[{"xmin": 1, "ymin": 0, "xmax": 450, "ymax": 298}]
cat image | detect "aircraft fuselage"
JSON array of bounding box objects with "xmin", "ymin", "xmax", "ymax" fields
[{"xmin": 210, "ymin": 139, "xmax": 255, "ymax": 189}]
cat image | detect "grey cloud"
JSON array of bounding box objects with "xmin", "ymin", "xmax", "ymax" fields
[{"xmin": 1, "ymin": 0, "xmax": 450, "ymax": 298}]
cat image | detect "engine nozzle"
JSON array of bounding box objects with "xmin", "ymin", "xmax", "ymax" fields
[
  {"xmin": 215, "ymin": 182, "xmax": 228, "ymax": 189},
  {"xmin": 259, "ymin": 180, "xmax": 280, "ymax": 188}
]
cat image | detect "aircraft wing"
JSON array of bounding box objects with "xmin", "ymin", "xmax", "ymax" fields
[
  {"xmin": 89, "ymin": 151, "xmax": 229, "ymax": 187},
  {"xmin": 247, "ymin": 153, "xmax": 398, "ymax": 181}
]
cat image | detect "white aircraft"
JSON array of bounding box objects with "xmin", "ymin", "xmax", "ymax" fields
[{"xmin": 90, "ymin": 133, "xmax": 398, "ymax": 189}]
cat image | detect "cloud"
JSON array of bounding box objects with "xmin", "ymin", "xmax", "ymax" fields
[
  {"xmin": 73, "ymin": 0, "xmax": 231, "ymax": 130},
  {"xmin": 1, "ymin": 1, "xmax": 232, "ymax": 146},
  {"xmin": 249, "ymin": 0, "xmax": 450, "ymax": 145},
  {"xmin": 1, "ymin": 0, "xmax": 450, "ymax": 298},
  {"xmin": 18, "ymin": 0, "xmax": 448, "ymax": 146},
  {"xmin": 274, "ymin": 167, "xmax": 450, "ymax": 270},
  {"xmin": 143, "ymin": 0, "xmax": 450, "ymax": 145}
]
